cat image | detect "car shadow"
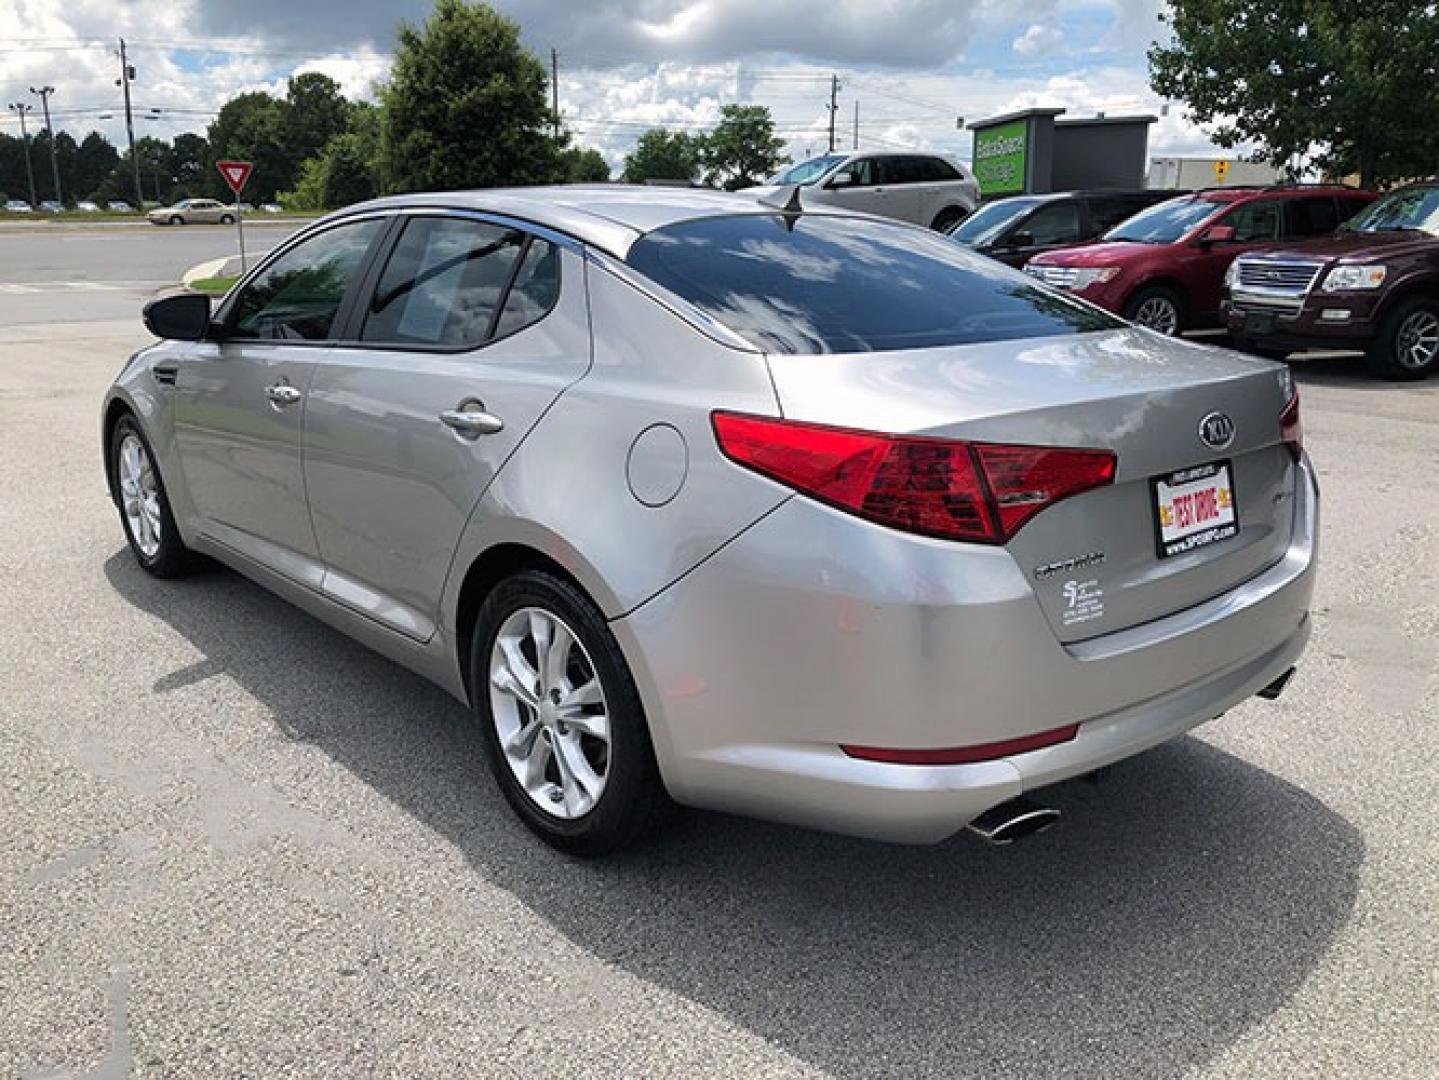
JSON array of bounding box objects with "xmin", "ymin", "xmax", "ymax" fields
[
  {"xmin": 1287, "ymin": 351, "xmax": 1439, "ymax": 391},
  {"xmin": 105, "ymin": 551, "xmax": 1363, "ymax": 1079}
]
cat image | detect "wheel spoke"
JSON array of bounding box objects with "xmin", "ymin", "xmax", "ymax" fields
[
  {"xmin": 504, "ymin": 715, "xmax": 543, "ymax": 758},
  {"xmin": 560, "ymin": 710, "xmax": 609, "ymax": 743},
  {"xmin": 523, "ymin": 730, "xmax": 554, "ymax": 792},
  {"xmin": 492, "ymin": 634, "xmax": 540, "ymax": 707},
  {"xmin": 544, "ymin": 620, "xmax": 575, "ymax": 694},
  {"xmin": 560, "ymin": 677, "xmax": 603, "ymax": 710},
  {"xmin": 552, "ymin": 732, "xmax": 601, "ymax": 814}
]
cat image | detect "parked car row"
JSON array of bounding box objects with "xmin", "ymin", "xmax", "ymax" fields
[
  {"xmin": 1, "ymin": 199, "xmax": 285, "ymax": 217},
  {"xmin": 945, "ymin": 182, "xmax": 1437, "ymax": 380}
]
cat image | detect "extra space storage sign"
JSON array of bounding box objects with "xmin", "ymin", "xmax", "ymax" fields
[{"xmin": 973, "ymin": 119, "xmax": 1029, "ymax": 196}]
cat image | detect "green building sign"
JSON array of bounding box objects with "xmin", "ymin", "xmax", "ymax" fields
[{"xmin": 973, "ymin": 119, "xmax": 1029, "ymax": 196}]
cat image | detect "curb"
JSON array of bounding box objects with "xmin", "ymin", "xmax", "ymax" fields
[{"xmin": 181, "ymin": 253, "xmax": 264, "ymax": 287}]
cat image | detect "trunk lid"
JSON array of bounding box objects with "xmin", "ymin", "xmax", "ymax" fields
[{"xmin": 764, "ymin": 328, "xmax": 1299, "ymax": 642}]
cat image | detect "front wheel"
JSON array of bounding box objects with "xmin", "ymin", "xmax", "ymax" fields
[
  {"xmin": 1367, "ymin": 296, "xmax": 1439, "ymax": 380},
  {"xmin": 219, "ymin": 213, "xmax": 235, "ymax": 225},
  {"xmin": 1123, "ymin": 285, "xmax": 1186, "ymax": 336},
  {"xmin": 109, "ymin": 414, "xmax": 196, "ymax": 577},
  {"xmin": 471, "ymin": 570, "xmax": 670, "ymax": 856},
  {"xmin": 168, "ymin": 215, "xmax": 183, "ymax": 226}
]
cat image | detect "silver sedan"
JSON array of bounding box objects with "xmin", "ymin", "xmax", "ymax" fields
[{"xmin": 103, "ymin": 185, "xmax": 1317, "ymax": 854}]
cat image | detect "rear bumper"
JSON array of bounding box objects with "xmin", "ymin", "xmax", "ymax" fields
[{"xmin": 614, "ymin": 460, "xmax": 1319, "ymax": 843}]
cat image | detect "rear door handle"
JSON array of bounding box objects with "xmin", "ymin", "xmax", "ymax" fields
[
  {"xmin": 440, "ymin": 404, "xmax": 504, "ymax": 437},
  {"xmin": 265, "ymin": 382, "xmax": 302, "ymax": 406}
]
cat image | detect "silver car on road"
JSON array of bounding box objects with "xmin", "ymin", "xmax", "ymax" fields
[{"xmin": 104, "ymin": 186, "xmax": 1316, "ymax": 854}]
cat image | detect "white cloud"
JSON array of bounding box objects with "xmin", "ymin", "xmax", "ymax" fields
[{"xmin": 1013, "ymin": 24, "xmax": 1064, "ymax": 58}]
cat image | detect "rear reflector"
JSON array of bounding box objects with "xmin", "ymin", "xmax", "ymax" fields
[
  {"xmin": 841, "ymin": 724, "xmax": 1080, "ymax": 765},
  {"xmin": 712, "ymin": 412, "xmax": 1115, "ymax": 544},
  {"xmin": 1280, "ymin": 389, "xmax": 1302, "ymax": 462}
]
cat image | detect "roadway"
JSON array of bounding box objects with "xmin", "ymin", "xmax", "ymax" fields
[{"xmin": 1, "ymin": 226, "xmax": 1437, "ymax": 1078}]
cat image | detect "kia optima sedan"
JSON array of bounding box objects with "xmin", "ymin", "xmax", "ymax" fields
[{"xmin": 103, "ymin": 186, "xmax": 1317, "ymax": 855}]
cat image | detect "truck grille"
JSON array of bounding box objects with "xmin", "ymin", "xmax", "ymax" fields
[
  {"xmin": 1026, "ymin": 265, "xmax": 1078, "ymax": 289},
  {"xmin": 1230, "ymin": 259, "xmax": 1325, "ymax": 313}
]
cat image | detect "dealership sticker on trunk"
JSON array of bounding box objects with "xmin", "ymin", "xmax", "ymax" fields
[{"xmin": 1153, "ymin": 461, "xmax": 1238, "ymax": 558}]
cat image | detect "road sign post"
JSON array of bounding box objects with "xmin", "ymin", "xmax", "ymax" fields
[{"xmin": 216, "ymin": 160, "xmax": 254, "ymax": 273}]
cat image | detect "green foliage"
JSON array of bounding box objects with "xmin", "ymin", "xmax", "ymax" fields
[
  {"xmin": 700, "ymin": 105, "xmax": 788, "ymax": 190},
  {"xmin": 1150, "ymin": 0, "xmax": 1439, "ymax": 187},
  {"xmin": 622, "ymin": 129, "xmax": 704, "ymax": 184},
  {"xmin": 380, "ymin": 0, "xmax": 560, "ymax": 192},
  {"xmin": 204, "ymin": 92, "xmax": 291, "ymax": 201},
  {"xmin": 284, "ymin": 73, "xmax": 353, "ymax": 165},
  {"xmin": 562, "ymin": 147, "xmax": 612, "ymax": 183}
]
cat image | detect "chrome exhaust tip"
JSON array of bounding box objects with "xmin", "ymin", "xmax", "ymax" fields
[
  {"xmin": 1257, "ymin": 667, "xmax": 1297, "ymax": 701},
  {"xmin": 964, "ymin": 796, "xmax": 1060, "ymax": 846}
]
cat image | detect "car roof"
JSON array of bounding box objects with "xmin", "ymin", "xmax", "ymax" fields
[{"xmin": 324, "ymin": 184, "xmax": 867, "ymax": 258}]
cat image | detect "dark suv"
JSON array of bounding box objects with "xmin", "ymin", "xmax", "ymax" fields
[
  {"xmin": 1225, "ymin": 181, "xmax": 1439, "ymax": 379},
  {"xmin": 1025, "ymin": 185, "xmax": 1375, "ymax": 335},
  {"xmin": 947, "ymin": 189, "xmax": 1178, "ymax": 267}
]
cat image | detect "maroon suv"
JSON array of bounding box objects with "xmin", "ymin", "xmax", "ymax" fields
[
  {"xmin": 1026, "ymin": 185, "xmax": 1375, "ymax": 335},
  {"xmin": 1224, "ymin": 181, "xmax": 1439, "ymax": 379}
]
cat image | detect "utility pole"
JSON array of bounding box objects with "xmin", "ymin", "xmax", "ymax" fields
[
  {"xmin": 853, "ymin": 99, "xmax": 859, "ymax": 150},
  {"xmin": 116, "ymin": 39, "xmax": 143, "ymax": 208},
  {"xmin": 29, "ymin": 85, "xmax": 62, "ymax": 205},
  {"xmin": 7, "ymin": 103, "xmax": 37, "ymax": 206},
  {"xmin": 827, "ymin": 74, "xmax": 840, "ymax": 153},
  {"xmin": 550, "ymin": 48, "xmax": 560, "ymax": 138}
]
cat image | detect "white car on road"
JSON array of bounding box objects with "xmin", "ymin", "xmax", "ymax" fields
[
  {"xmin": 747, "ymin": 151, "xmax": 979, "ymax": 231},
  {"xmin": 147, "ymin": 199, "xmax": 237, "ymax": 226}
]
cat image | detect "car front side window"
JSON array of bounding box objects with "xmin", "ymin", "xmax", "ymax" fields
[
  {"xmin": 1223, "ymin": 200, "xmax": 1281, "ymax": 242},
  {"xmin": 227, "ymin": 218, "xmax": 386, "ymax": 342}
]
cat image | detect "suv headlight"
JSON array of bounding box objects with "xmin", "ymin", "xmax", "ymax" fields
[
  {"xmin": 1070, "ymin": 267, "xmax": 1120, "ymax": 289},
  {"xmin": 1223, "ymin": 260, "xmax": 1240, "ymax": 289},
  {"xmin": 1322, "ymin": 264, "xmax": 1387, "ymax": 292}
]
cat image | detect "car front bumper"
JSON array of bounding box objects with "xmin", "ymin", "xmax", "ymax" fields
[
  {"xmin": 614, "ymin": 459, "xmax": 1319, "ymax": 844},
  {"xmin": 1224, "ymin": 293, "xmax": 1381, "ymax": 351}
]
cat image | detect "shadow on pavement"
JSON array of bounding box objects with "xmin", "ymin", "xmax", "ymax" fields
[{"xmin": 106, "ymin": 551, "xmax": 1363, "ymax": 1080}]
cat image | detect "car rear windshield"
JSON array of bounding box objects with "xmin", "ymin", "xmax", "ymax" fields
[
  {"xmin": 625, "ymin": 213, "xmax": 1123, "ymax": 355},
  {"xmin": 1103, "ymin": 196, "xmax": 1218, "ymax": 243},
  {"xmin": 948, "ymin": 197, "xmax": 1043, "ymax": 247},
  {"xmin": 1346, "ymin": 185, "xmax": 1439, "ymax": 236}
]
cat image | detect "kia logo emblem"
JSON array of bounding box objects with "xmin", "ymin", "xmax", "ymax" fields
[{"xmin": 1199, "ymin": 412, "xmax": 1236, "ymax": 451}]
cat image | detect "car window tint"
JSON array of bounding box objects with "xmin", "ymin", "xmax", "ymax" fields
[
  {"xmin": 1089, "ymin": 197, "xmax": 1145, "ymax": 234},
  {"xmin": 626, "ymin": 213, "xmax": 1123, "ymax": 355},
  {"xmin": 1018, "ymin": 202, "xmax": 1081, "ymax": 245},
  {"xmin": 1337, "ymin": 195, "xmax": 1373, "ymax": 224},
  {"xmin": 493, "ymin": 239, "xmax": 561, "ymax": 339},
  {"xmin": 1286, "ymin": 196, "xmax": 1339, "ymax": 238},
  {"xmin": 925, "ymin": 157, "xmax": 961, "ymax": 181},
  {"xmin": 229, "ymin": 218, "xmax": 384, "ymax": 342},
  {"xmin": 888, "ymin": 157, "xmax": 928, "ymax": 184},
  {"xmin": 1224, "ymin": 199, "xmax": 1281, "ymax": 242},
  {"xmin": 362, "ymin": 217, "xmax": 525, "ymax": 348}
]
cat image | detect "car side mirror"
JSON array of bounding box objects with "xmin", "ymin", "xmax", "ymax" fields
[
  {"xmin": 826, "ymin": 172, "xmax": 855, "ymax": 188},
  {"xmin": 143, "ymin": 292, "xmax": 212, "ymax": 341},
  {"xmin": 1199, "ymin": 224, "xmax": 1236, "ymax": 246},
  {"xmin": 1008, "ymin": 230, "xmax": 1036, "ymax": 249}
]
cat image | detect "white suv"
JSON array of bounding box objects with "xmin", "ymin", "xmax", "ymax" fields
[{"xmin": 748, "ymin": 152, "xmax": 979, "ymax": 230}]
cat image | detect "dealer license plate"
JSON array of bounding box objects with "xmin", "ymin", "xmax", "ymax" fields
[{"xmin": 1153, "ymin": 461, "xmax": 1239, "ymax": 559}]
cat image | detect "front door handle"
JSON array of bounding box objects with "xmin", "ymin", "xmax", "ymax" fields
[
  {"xmin": 265, "ymin": 382, "xmax": 302, "ymax": 407},
  {"xmin": 440, "ymin": 403, "xmax": 504, "ymax": 438}
]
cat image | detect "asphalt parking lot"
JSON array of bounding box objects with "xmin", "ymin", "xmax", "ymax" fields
[{"xmin": 2, "ymin": 227, "xmax": 1437, "ymax": 1078}]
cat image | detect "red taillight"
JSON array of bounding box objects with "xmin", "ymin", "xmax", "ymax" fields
[
  {"xmin": 712, "ymin": 412, "xmax": 1116, "ymax": 544},
  {"xmin": 841, "ymin": 724, "xmax": 1080, "ymax": 765},
  {"xmin": 1280, "ymin": 389, "xmax": 1302, "ymax": 462}
]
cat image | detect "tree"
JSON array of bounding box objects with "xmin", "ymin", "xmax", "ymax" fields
[
  {"xmin": 73, "ymin": 132, "xmax": 118, "ymax": 200},
  {"xmin": 284, "ymin": 72, "xmax": 352, "ymax": 165},
  {"xmin": 700, "ymin": 105, "xmax": 788, "ymax": 190},
  {"xmin": 562, "ymin": 146, "xmax": 611, "ymax": 182},
  {"xmin": 205, "ymin": 92, "xmax": 291, "ymax": 201},
  {"xmin": 622, "ymin": 129, "xmax": 703, "ymax": 184},
  {"xmin": 380, "ymin": 0, "xmax": 560, "ymax": 192},
  {"xmin": 1150, "ymin": 1, "xmax": 1439, "ymax": 188}
]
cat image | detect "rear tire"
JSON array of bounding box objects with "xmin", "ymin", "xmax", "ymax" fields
[
  {"xmin": 471, "ymin": 569, "xmax": 671, "ymax": 856},
  {"xmin": 1366, "ymin": 296, "xmax": 1439, "ymax": 380},
  {"xmin": 932, "ymin": 206, "xmax": 968, "ymax": 233},
  {"xmin": 109, "ymin": 413, "xmax": 197, "ymax": 578},
  {"xmin": 168, "ymin": 215, "xmax": 183, "ymax": 226},
  {"xmin": 1123, "ymin": 285, "xmax": 1186, "ymax": 336},
  {"xmin": 219, "ymin": 213, "xmax": 235, "ymax": 225}
]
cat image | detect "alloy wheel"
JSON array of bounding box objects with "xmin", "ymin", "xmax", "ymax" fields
[
  {"xmin": 1396, "ymin": 309, "xmax": 1439, "ymax": 371},
  {"xmin": 117, "ymin": 433, "xmax": 162, "ymax": 559},
  {"xmin": 1133, "ymin": 296, "xmax": 1180, "ymax": 335},
  {"xmin": 488, "ymin": 607, "xmax": 611, "ymax": 819}
]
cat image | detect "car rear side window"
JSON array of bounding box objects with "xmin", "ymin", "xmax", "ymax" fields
[
  {"xmin": 493, "ymin": 239, "xmax": 560, "ymax": 339},
  {"xmin": 362, "ymin": 217, "xmax": 529, "ymax": 348},
  {"xmin": 1285, "ymin": 196, "xmax": 1340, "ymax": 238},
  {"xmin": 625, "ymin": 213, "xmax": 1123, "ymax": 355},
  {"xmin": 229, "ymin": 218, "xmax": 385, "ymax": 342}
]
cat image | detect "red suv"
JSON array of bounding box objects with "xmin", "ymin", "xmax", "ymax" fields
[{"xmin": 1025, "ymin": 186, "xmax": 1375, "ymax": 335}]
